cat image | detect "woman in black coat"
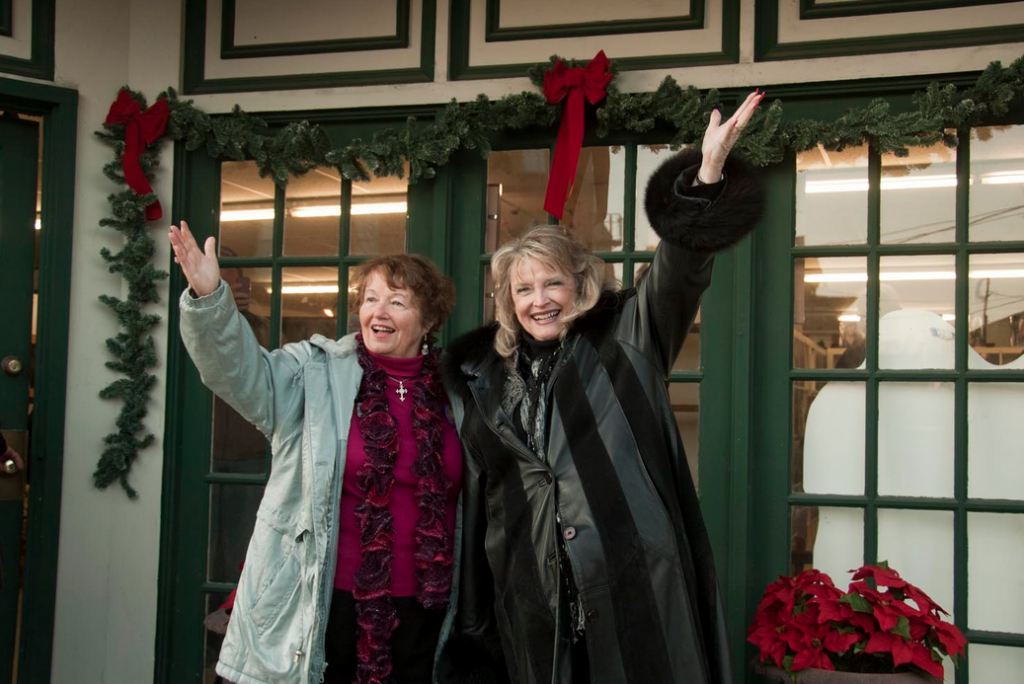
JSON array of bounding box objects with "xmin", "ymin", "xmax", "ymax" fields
[{"xmin": 437, "ymin": 91, "xmax": 766, "ymax": 683}]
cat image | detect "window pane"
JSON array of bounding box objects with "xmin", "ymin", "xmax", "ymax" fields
[
  {"xmin": 219, "ymin": 161, "xmax": 275, "ymax": 258},
  {"xmin": 346, "ymin": 265, "xmax": 362, "ymax": 335},
  {"xmin": 203, "ymin": 592, "xmax": 232, "ymax": 684},
  {"xmin": 635, "ymin": 262, "xmax": 700, "ymax": 371},
  {"xmin": 969, "ymin": 253, "xmax": 1024, "ymax": 367},
  {"xmin": 669, "ymin": 382, "xmax": 699, "ymax": 490},
  {"xmin": 485, "ymin": 149, "xmax": 550, "ymax": 252},
  {"xmin": 793, "ymin": 380, "xmax": 865, "ymax": 495},
  {"xmin": 207, "ymin": 483, "xmax": 263, "ymax": 583},
  {"xmin": 563, "ymin": 146, "xmax": 625, "ymax": 252},
  {"xmin": 283, "ymin": 167, "xmax": 341, "ymax": 256},
  {"xmin": 880, "ymin": 139, "xmax": 957, "ymax": 244},
  {"xmin": 877, "ymin": 509, "xmax": 955, "ymax": 618},
  {"xmin": 970, "ymin": 125, "xmax": 1024, "ymax": 242},
  {"xmin": 878, "ymin": 382, "xmax": 954, "ymax": 498},
  {"xmin": 211, "ymin": 266, "xmax": 271, "ymax": 476},
  {"xmin": 969, "ymin": 383, "xmax": 1024, "ymax": 500},
  {"xmin": 969, "ymin": 512, "xmax": 1024, "ymax": 633},
  {"xmin": 349, "ymin": 164, "xmax": 408, "ymax": 255},
  {"xmin": 795, "ymin": 144, "xmax": 869, "ymax": 246},
  {"xmin": 879, "ymin": 255, "xmax": 956, "ymax": 369},
  {"xmin": 635, "ymin": 144, "xmax": 685, "ymax": 252},
  {"xmin": 790, "ymin": 505, "xmax": 863, "ymax": 581},
  {"xmin": 483, "ymin": 264, "xmax": 495, "ymax": 324},
  {"xmin": 794, "ymin": 257, "xmax": 868, "ymax": 369},
  {"xmin": 969, "ymin": 645, "xmax": 1024, "ymax": 683},
  {"xmin": 280, "ymin": 267, "xmax": 340, "ymax": 345}
]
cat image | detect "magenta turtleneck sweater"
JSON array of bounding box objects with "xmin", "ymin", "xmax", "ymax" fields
[{"xmin": 334, "ymin": 348, "xmax": 463, "ymax": 596}]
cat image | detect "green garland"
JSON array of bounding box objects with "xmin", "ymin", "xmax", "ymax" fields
[{"xmin": 94, "ymin": 55, "xmax": 1024, "ymax": 497}]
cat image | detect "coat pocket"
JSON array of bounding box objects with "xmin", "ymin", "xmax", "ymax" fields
[{"xmin": 244, "ymin": 512, "xmax": 309, "ymax": 638}]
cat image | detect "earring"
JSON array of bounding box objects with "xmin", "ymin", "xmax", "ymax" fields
[{"xmin": 421, "ymin": 335, "xmax": 429, "ymax": 355}]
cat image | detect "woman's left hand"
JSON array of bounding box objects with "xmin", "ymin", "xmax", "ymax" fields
[{"xmin": 697, "ymin": 89, "xmax": 764, "ymax": 184}]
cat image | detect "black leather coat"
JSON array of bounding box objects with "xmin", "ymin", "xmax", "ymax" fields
[{"xmin": 437, "ymin": 150, "xmax": 764, "ymax": 684}]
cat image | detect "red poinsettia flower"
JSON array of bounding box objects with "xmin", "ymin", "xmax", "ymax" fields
[
  {"xmin": 933, "ymin": 620, "xmax": 967, "ymax": 658},
  {"xmin": 823, "ymin": 628, "xmax": 862, "ymax": 654},
  {"xmin": 910, "ymin": 642, "xmax": 945, "ymax": 679},
  {"xmin": 850, "ymin": 581, "xmax": 920, "ymax": 632},
  {"xmin": 865, "ymin": 632, "xmax": 913, "ymax": 667},
  {"xmin": 816, "ymin": 596, "xmax": 855, "ymax": 624},
  {"xmin": 851, "ymin": 564, "xmax": 908, "ymax": 590}
]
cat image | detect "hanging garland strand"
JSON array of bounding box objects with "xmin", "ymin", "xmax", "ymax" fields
[{"xmin": 95, "ymin": 55, "xmax": 1024, "ymax": 497}]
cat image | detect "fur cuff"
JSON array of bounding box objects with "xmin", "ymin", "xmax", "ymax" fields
[
  {"xmin": 436, "ymin": 632, "xmax": 510, "ymax": 684},
  {"xmin": 643, "ymin": 148, "xmax": 765, "ymax": 252}
]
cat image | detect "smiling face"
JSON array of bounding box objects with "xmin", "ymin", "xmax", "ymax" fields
[
  {"xmin": 358, "ymin": 270, "xmax": 429, "ymax": 358},
  {"xmin": 510, "ymin": 257, "xmax": 578, "ymax": 342}
]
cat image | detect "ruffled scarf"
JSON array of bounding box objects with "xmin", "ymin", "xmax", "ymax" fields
[{"xmin": 352, "ymin": 334, "xmax": 454, "ymax": 684}]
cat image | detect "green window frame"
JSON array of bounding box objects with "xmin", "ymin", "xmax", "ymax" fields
[{"xmin": 751, "ymin": 97, "xmax": 1024, "ymax": 683}]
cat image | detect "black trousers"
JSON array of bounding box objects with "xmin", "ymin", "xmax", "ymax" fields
[{"xmin": 323, "ymin": 589, "xmax": 446, "ymax": 684}]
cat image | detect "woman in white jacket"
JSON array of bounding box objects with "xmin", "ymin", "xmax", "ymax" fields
[{"xmin": 171, "ymin": 221, "xmax": 462, "ymax": 684}]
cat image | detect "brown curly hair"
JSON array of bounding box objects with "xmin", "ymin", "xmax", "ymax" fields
[{"xmin": 350, "ymin": 254, "xmax": 456, "ymax": 345}]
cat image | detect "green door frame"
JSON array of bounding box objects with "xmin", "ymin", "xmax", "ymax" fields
[{"xmin": 0, "ymin": 76, "xmax": 78, "ymax": 684}]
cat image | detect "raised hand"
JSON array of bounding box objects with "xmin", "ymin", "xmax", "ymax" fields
[
  {"xmin": 169, "ymin": 220, "xmax": 221, "ymax": 297},
  {"xmin": 697, "ymin": 89, "xmax": 764, "ymax": 184}
]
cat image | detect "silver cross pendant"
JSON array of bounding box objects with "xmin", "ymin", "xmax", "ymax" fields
[{"xmin": 395, "ymin": 381, "xmax": 408, "ymax": 402}]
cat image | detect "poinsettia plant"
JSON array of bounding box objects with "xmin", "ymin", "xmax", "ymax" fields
[{"xmin": 748, "ymin": 562, "xmax": 967, "ymax": 680}]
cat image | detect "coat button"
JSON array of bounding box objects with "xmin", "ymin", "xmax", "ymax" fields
[
  {"xmin": 586, "ymin": 609, "xmax": 599, "ymax": 623},
  {"xmin": 541, "ymin": 473, "xmax": 553, "ymax": 486},
  {"xmin": 563, "ymin": 526, "xmax": 576, "ymax": 540}
]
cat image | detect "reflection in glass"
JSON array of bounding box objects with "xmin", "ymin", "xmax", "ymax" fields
[
  {"xmin": 878, "ymin": 382, "xmax": 954, "ymax": 498},
  {"xmin": 562, "ymin": 146, "xmax": 625, "ymax": 252},
  {"xmin": 350, "ymin": 164, "xmax": 408, "ymax": 255},
  {"xmin": 635, "ymin": 261, "xmax": 700, "ymax": 371},
  {"xmin": 347, "ymin": 266, "xmax": 362, "ymax": 335},
  {"xmin": 880, "ymin": 138, "xmax": 957, "ymax": 244},
  {"xmin": 879, "ymin": 255, "xmax": 956, "ymax": 370},
  {"xmin": 485, "ymin": 149, "xmax": 550, "ymax": 252},
  {"xmin": 281, "ymin": 267, "xmax": 339, "ymax": 345},
  {"xmin": 795, "ymin": 144, "xmax": 869, "ymax": 246},
  {"xmin": 669, "ymin": 382, "xmax": 700, "ymax": 490},
  {"xmin": 969, "ymin": 383, "xmax": 1024, "ymax": 501},
  {"xmin": 794, "ymin": 257, "xmax": 868, "ymax": 369},
  {"xmin": 970, "ymin": 125, "xmax": 1024, "ymax": 242},
  {"xmin": 790, "ymin": 505, "xmax": 863, "ymax": 581},
  {"xmin": 968, "ymin": 253, "xmax": 1024, "ymax": 366},
  {"xmin": 877, "ymin": 509, "xmax": 955, "ymax": 619},
  {"xmin": 635, "ymin": 145, "xmax": 685, "ymax": 252},
  {"xmin": 283, "ymin": 167, "xmax": 341, "ymax": 256},
  {"xmin": 207, "ymin": 483, "xmax": 264, "ymax": 584},
  {"xmin": 968, "ymin": 512, "xmax": 1024, "ymax": 634},
  {"xmin": 968, "ymin": 645, "xmax": 1024, "ymax": 683},
  {"xmin": 792, "ymin": 381, "xmax": 864, "ymax": 495},
  {"xmin": 219, "ymin": 161, "xmax": 275, "ymax": 257},
  {"xmin": 203, "ymin": 592, "xmax": 232, "ymax": 684}
]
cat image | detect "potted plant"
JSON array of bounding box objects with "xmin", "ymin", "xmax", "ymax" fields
[{"xmin": 748, "ymin": 563, "xmax": 966, "ymax": 682}]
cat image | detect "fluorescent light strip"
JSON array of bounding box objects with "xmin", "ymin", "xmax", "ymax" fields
[
  {"xmin": 264, "ymin": 285, "xmax": 341, "ymax": 295},
  {"xmin": 805, "ymin": 269, "xmax": 1024, "ymax": 283},
  {"xmin": 838, "ymin": 314, "xmax": 862, "ymax": 322},
  {"xmin": 981, "ymin": 172, "xmax": 1024, "ymax": 185},
  {"xmin": 223, "ymin": 202, "xmax": 408, "ymax": 222},
  {"xmin": 805, "ymin": 175, "xmax": 959, "ymax": 194}
]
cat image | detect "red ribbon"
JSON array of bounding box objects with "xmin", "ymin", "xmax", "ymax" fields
[
  {"xmin": 542, "ymin": 51, "xmax": 612, "ymax": 220},
  {"xmin": 104, "ymin": 89, "xmax": 169, "ymax": 221}
]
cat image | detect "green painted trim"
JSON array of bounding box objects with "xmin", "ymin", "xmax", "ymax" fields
[
  {"xmin": 183, "ymin": 0, "xmax": 434, "ymax": 94},
  {"xmin": 220, "ymin": 0, "xmax": 410, "ymax": 59},
  {"xmin": 800, "ymin": 0, "xmax": 1019, "ymax": 20},
  {"xmin": 484, "ymin": 0, "xmax": 701, "ymax": 42},
  {"xmin": 155, "ymin": 145, "xmax": 221, "ymax": 684},
  {"xmin": 954, "ymin": 128, "xmax": 970, "ymax": 684},
  {"xmin": 0, "ymin": 0, "xmax": 54, "ymax": 80},
  {"xmin": 0, "ymin": 0, "xmax": 11, "ymax": 37},
  {"xmin": 756, "ymin": 0, "xmax": 1024, "ymax": 62},
  {"xmin": 0, "ymin": 75, "xmax": 77, "ymax": 684},
  {"xmin": 448, "ymin": 0, "xmax": 738, "ymax": 81},
  {"xmin": 964, "ymin": 630, "xmax": 1024, "ymax": 647}
]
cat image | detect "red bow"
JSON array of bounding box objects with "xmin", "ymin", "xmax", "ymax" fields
[
  {"xmin": 105, "ymin": 89, "xmax": 169, "ymax": 221},
  {"xmin": 542, "ymin": 51, "xmax": 612, "ymax": 220}
]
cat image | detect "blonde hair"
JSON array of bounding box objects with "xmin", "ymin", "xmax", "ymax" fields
[{"xmin": 491, "ymin": 225, "xmax": 618, "ymax": 358}]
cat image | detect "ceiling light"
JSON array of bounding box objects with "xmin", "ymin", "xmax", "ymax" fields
[
  {"xmin": 838, "ymin": 314, "xmax": 862, "ymax": 322},
  {"xmin": 323, "ymin": 308, "xmax": 335, "ymax": 318},
  {"xmin": 980, "ymin": 171, "xmax": 1024, "ymax": 185},
  {"xmin": 290, "ymin": 205, "xmax": 340, "ymax": 218},
  {"xmin": 34, "ymin": 218, "xmax": 41, "ymax": 230},
  {"xmin": 264, "ymin": 285, "xmax": 340, "ymax": 294},
  {"xmin": 804, "ymin": 269, "xmax": 1024, "ymax": 283},
  {"xmin": 804, "ymin": 175, "xmax": 959, "ymax": 194},
  {"xmin": 351, "ymin": 201, "xmax": 407, "ymax": 216},
  {"xmin": 221, "ymin": 208, "xmax": 275, "ymax": 222}
]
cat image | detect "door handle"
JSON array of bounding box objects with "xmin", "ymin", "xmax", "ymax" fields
[{"xmin": 1, "ymin": 356, "xmax": 24, "ymax": 376}]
